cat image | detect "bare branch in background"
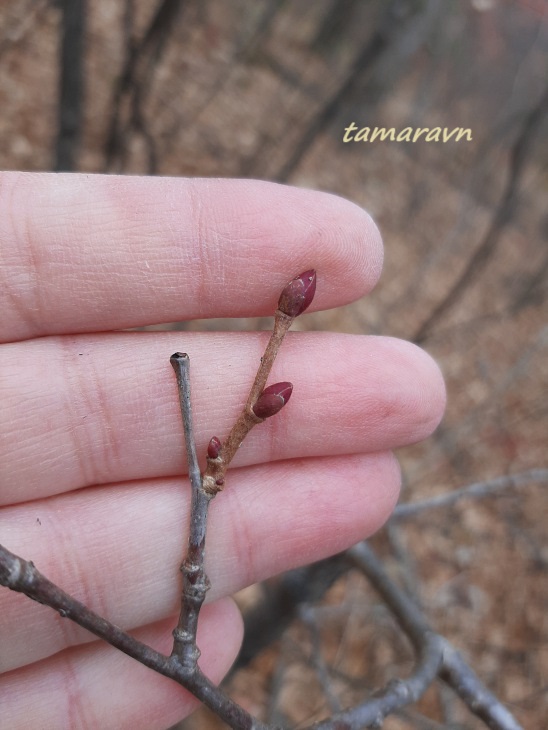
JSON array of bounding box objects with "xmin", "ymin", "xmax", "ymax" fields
[
  {"xmin": 415, "ymin": 83, "xmax": 548, "ymax": 342},
  {"xmin": 299, "ymin": 605, "xmax": 343, "ymax": 715},
  {"xmin": 393, "ymin": 468, "xmax": 548, "ymax": 520},
  {"xmin": 347, "ymin": 542, "xmax": 523, "ymax": 730},
  {"xmin": 233, "ymin": 554, "xmax": 349, "ymax": 673},
  {"xmin": 55, "ymin": 0, "xmax": 86, "ymax": 171},
  {"xmin": 275, "ymin": 0, "xmax": 443, "ymax": 182},
  {"xmin": 274, "ymin": 0, "xmax": 395, "ymax": 183},
  {"xmin": 105, "ymin": 0, "xmax": 185, "ymax": 173}
]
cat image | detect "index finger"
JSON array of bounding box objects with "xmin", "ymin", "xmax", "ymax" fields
[{"xmin": 0, "ymin": 173, "xmax": 383, "ymax": 342}]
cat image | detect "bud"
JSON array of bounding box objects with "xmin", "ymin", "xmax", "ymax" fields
[
  {"xmin": 277, "ymin": 270, "xmax": 316, "ymax": 318},
  {"xmin": 207, "ymin": 436, "xmax": 222, "ymax": 459},
  {"xmin": 252, "ymin": 382, "xmax": 293, "ymax": 419}
]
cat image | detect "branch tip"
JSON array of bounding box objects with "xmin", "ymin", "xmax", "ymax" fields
[{"xmin": 278, "ymin": 269, "xmax": 317, "ymax": 317}]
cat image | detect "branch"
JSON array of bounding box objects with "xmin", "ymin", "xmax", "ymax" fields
[
  {"xmin": 233, "ymin": 553, "xmax": 349, "ymax": 672},
  {"xmin": 105, "ymin": 0, "xmax": 185, "ymax": 172},
  {"xmin": 414, "ymin": 83, "xmax": 548, "ymax": 342},
  {"xmin": 167, "ymin": 270, "xmax": 316, "ymax": 695},
  {"xmin": 299, "ymin": 605, "xmax": 343, "ymax": 714},
  {"xmin": 306, "ymin": 633, "xmax": 443, "ymax": 730},
  {"xmin": 169, "ymin": 353, "xmax": 211, "ymax": 668},
  {"xmin": 0, "ymin": 544, "xmax": 263, "ymax": 728},
  {"xmin": 347, "ymin": 542, "xmax": 523, "ymax": 730},
  {"xmin": 200, "ymin": 271, "xmax": 316, "ymax": 496},
  {"xmin": 55, "ymin": 0, "xmax": 86, "ymax": 171},
  {"xmin": 0, "ymin": 269, "xmax": 317, "ymax": 730},
  {"xmin": 275, "ymin": 0, "xmax": 436, "ymax": 182},
  {"xmin": 393, "ymin": 468, "xmax": 548, "ymax": 520},
  {"xmin": 439, "ymin": 640, "xmax": 525, "ymax": 730}
]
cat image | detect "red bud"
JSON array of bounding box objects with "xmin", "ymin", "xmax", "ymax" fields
[
  {"xmin": 207, "ymin": 436, "xmax": 222, "ymax": 459},
  {"xmin": 252, "ymin": 382, "xmax": 293, "ymax": 419},
  {"xmin": 278, "ymin": 270, "xmax": 316, "ymax": 317}
]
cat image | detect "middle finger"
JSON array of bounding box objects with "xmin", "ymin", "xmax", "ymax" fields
[{"xmin": 1, "ymin": 331, "xmax": 444, "ymax": 505}]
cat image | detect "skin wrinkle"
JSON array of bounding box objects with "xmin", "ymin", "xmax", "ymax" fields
[
  {"xmin": 1, "ymin": 175, "xmax": 42, "ymax": 338},
  {"xmin": 61, "ymin": 648, "xmax": 93, "ymax": 730},
  {"xmin": 42, "ymin": 497, "xmax": 110, "ymax": 653},
  {"xmin": 58, "ymin": 337, "xmax": 99, "ymax": 489},
  {"xmin": 184, "ymin": 178, "xmax": 208, "ymax": 316}
]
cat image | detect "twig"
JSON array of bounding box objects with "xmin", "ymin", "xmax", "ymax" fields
[
  {"xmin": 414, "ymin": 83, "xmax": 548, "ymax": 342},
  {"xmin": 307, "ymin": 634, "xmax": 443, "ymax": 730},
  {"xmin": 299, "ymin": 605, "xmax": 343, "ymax": 714},
  {"xmin": 200, "ymin": 271, "xmax": 316, "ymax": 496},
  {"xmin": 55, "ymin": 0, "xmax": 86, "ymax": 171},
  {"xmin": 170, "ymin": 353, "xmax": 211, "ymax": 668},
  {"xmin": 0, "ymin": 544, "xmax": 265, "ymax": 729},
  {"xmin": 105, "ymin": 0, "xmax": 184, "ymax": 172},
  {"xmin": 0, "ymin": 270, "xmax": 316, "ymax": 730},
  {"xmin": 347, "ymin": 542, "xmax": 523, "ymax": 730},
  {"xmin": 233, "ymin": 553, "xmax": 349, "ymax": 672},
  {"xmin": 167, "ymin": 270, "xmax": 316, "ymax": 702},
  {"xmin": 275, "ymin": 0, "xmax": 436, "ymax": 182},
  {"xmin": 393, "ymin": 468, "xmax": 548, "ymax": 520},
  {"xmin": 439, "ymin": 640, "xmax": 524, "ymax": 730}
]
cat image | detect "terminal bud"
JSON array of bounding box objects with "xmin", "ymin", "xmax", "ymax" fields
[{"xmin": 277, "ymin": 269, "xmax": 316, "ymax": 318}]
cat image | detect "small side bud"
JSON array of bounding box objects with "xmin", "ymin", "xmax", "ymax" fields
[
  {"xmin": 252, "ymin": 382, "xmax": 293, "ymax": 419},
  {"xmin": 207, "ymin": 436, "xmax": 222, "ymax": 459},
  {"xmin": 277, "ymin": 269, "xmax": 316, "ymax": 318}
]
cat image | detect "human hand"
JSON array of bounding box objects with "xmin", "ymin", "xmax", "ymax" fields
[{"xmin": 0, "ymin": 173, "xmax": 445, "ymax": 729}]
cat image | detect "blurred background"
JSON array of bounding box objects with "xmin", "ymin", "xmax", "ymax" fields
[{"xmin": 1, "ymin": 1, "xmax": 547, "ymax": 727}]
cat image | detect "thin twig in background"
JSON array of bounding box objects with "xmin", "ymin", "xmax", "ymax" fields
[
  {"xmin": 393, "ymin": 468, "xmax": 548, "ymax": 520},
  {"xmin": 299, "ymin": 604, "xmax": 343, "ymax": 715},
  {"xmin": 232, "ymin": 554, "xmax": 349, "ymax": 674},
  {"xmin": 347, "ymin": 542, "xmax": 523, "ymax": 730},
  {"xmin": 415, "ymin": 83, "xmax": 548, "ymax": 342},
  {"xmin": 55, "ymin": 0, "xmax": 86, "ymax": 171},
  {"xmin": 105, "ymin": 0, "xmax": 185, "ymax": 173}
]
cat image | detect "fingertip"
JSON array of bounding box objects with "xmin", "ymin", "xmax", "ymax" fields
[
  {"xmin": 381, "ymin": 337, "xmax": 447, "ymax": 442},
  {"xmin": 288, "ymin": 187, "xmax": 384, "ymax": 309}
]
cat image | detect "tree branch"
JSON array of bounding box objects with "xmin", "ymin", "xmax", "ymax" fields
[
  {"xmin": 170, "ymin": 353, "xmax": 211, "ymax": 667},
  {"xmin": 55, "ymin": 0, "xmax": 86, "ymax": 171},
  {"xmin": 0, "ymin": 270, "xmax": 317, "ymax": 729},
  {"xmin": 348, "ymin": 542, "xmax": 523, "ymax": 730},
  {"xmin": 414, "ymin": 83, "xmax": 548, "ymax": 342},
  {"xmin": 393, "ymin": 468, "xmax": 548, "ymax": 520}
]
